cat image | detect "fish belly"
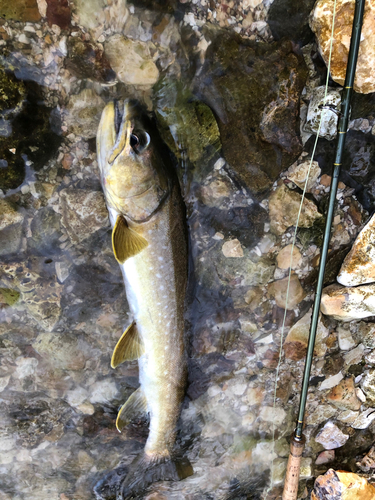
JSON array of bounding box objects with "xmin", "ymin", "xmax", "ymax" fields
[{"xmin": 119, "ymin": 189, "xmax": 187, "ymax": 456}]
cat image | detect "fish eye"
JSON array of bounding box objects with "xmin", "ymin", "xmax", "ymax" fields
[{"xmin": 130, "ymin": 131, "xmax": 150, "ymax": 153}]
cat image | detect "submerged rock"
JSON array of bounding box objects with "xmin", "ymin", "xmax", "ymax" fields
[
  {"xmin": 312, "ymin": 469, "xmax": 375, "ymax": 499},
  {"xmin": 64, "ymin": 89, "xmax": 105, "ymax": 140},
  {"xmin": 303, "ymin": 86, "xmax": 341, "ymax": 140},
  {"xmin": 286, "ymin": 156, "xmax": 321, "ymax": 191},
  {"xmin": 268, "ymin": 274, "xmax": 305, "ymax": 310},
  {"xmin": 0, "ymin": 198, "xmax": 24, "ymax": 230},
  {"xmin": 326, "ymin": 377, "xmax": 362, "ymax": 411},
  {"xmin": 321, "ymin": 283, "xmax": 375, "ymax": 321},
  {"xmin": 310, "ymin": 0, "xmax": 375, "ymax": 93},
  {"xmin": 0, "ymin": 0, "xmax": 41, "ymax": 22},
  {"xmin": 284, "ymin": 309, "xmax": 328, "ymax": 360},
  {"xmin": 315, "ymin": 421, "xmax": 349, "ymax": 450},
  {"xmin": 194, "ymin": 32, "xmax": 307, "ymax": 193},
  {"xmin": 269, "ymin": 183, "xmax": 322, "ymax": 235},
  {"xmin": 338, "ymin": 213, "xmax": 375, "ymax": 286}
]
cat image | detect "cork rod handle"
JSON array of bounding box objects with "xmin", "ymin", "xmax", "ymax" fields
[{"xmin": 282, "ymin": 434, "xmax": 306, "ymax": 500}]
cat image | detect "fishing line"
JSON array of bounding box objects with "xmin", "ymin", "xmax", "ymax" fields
[{"xmin": 267, "ymin": 0, "xmax": 338, "ymax": 494}]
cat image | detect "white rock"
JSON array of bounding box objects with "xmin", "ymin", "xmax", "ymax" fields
[
  {"xmin": 15, "ymin": 357, "xmax": 38, "ymax": 379},
  {"xmin": 303, "ymin": 86, "xmax": 341, "ymax": 140},
  {"xmin": 321, "ymin": 283, "xmax": 375, "ymax": 321},
  {"xmin": 66, "ymin": 386, "xmax": 89, "ymax": 407},
  {"xmin": 286, "ymin": 158, "xmax": 321, "ymax": 191},
  {"xmin": 259, "ymin": 406, "xmax": 286, "ymax": 426},
  {"xmin": 319, "ymin": 372, "xmax": 344, "ymax": 391},
  {"xmin": 0, "ymin": 376, "xmax": 10, "ymax": 392},
  {"xmin": 338, "ymin": 326, "xmax": 356, "ymax": 351},
  {"xmin": 337, "ymin": 410, "xmax": 359, "ymax": 425},
  {"xmin": 344, "ymin": 344, "xmax": 365, "ymax": 367},
  {"xmin": 315, "ymin": 421, "xmax": 349, "ymax": 449},
  {"xmin": 352, "ymin": 408, "xmax": 375, "ymax": 429},
  {"xmin": 89, "ymin": 379, "xmax": 118, "ymax": 404}
]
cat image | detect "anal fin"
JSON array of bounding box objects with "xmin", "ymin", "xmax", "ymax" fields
[
  {"xmin": 116, "ymin": 387, "xmax": 148, "ymax": 432},
  {"xmin": 112, "ymin": 215, "xmax": 148, "ymax": 264},
  {"xmin": 111, "ymin": 321, "xmax": 144, "ymax": 368}
]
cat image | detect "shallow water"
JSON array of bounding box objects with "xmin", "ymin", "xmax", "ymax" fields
[{"xmin": 0, "ymin": 1, "xmax": 375, "ymax": 500}]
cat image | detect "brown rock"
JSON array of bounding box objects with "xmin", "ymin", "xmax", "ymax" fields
[
  {"xmin": 312, "ymin": 469, "xmax": 375, "ymax": 499},
  {"xmin": 315, "ymin": 450, "xmax": 335, "ymax": 465},
  {"xmin": 321, "ymin": 283, "xmax": 375, "ymax": 321},
  {"xmin": 326, "ymin": 377, "xmax": 362, "ymax": 411},
  {"xmin": 338, "ymin": 213, "xmax": 375, "ymax": 286},
  {"xmin": 276, "ymin": 244, "xmax": 302, "ymax": 270},
  {"xmin": 310, "ymin": 0, "xmax": 375, "ymax": 94},
  {"xmin": 0, "ymin": 0, "xmax": 41, "ymax": 22},
  {"xmin": 0, "ymin": 198, "xmax": 24, "ymax": 230},
  {"xmin": 284, "ymin": 309, "xmax": 328, "ymax": 360},
  {"xmin": 268, "ymin": 274, "xmax": 305, "ymax": 310},
  {"xmin": 269, "ymin": 184, "xmax": 322, "ymax": 235},
  {"xmin": 360, "ymin": 444, "xmax": 375, "ymax": 470},
  {"xmin": 46, "ymin": 0, "xmax": 70, "ymax": 29}
]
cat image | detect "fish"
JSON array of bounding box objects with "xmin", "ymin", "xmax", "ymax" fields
[{"xmin": 94, "ymin": 99, "xmax": 193, "ymax": 499}]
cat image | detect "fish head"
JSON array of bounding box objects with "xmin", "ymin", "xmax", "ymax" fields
[{"xmin": 97, "ymin": 100, "xmax": 170, "ymax": 221}]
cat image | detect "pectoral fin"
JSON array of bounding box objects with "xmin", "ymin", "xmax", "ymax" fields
[
  {"xmin": 116, "ymin": 387, "xmax": 148, "ymax": 432},
  {"xmin": 112, "ymin": 215, "xmax": 148, "ymax": 264},
  {"xmin": 111, "ymin": 321, "xmax": 144, "ymax": 368}
]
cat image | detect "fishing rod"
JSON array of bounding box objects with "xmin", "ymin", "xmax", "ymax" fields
[{"xmin": 282, "ymin": 1, "xmax": 366, "ymax": 499}]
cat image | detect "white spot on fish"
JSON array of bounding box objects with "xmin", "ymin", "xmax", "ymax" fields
[
  {"xmin": 160, "ymin": 285, "xmax": 164, "ymax": 290},
  {"xmin": 156, "ymin": 273, "xmax": 161, "ymax": 278},
  {"xmin": 158, "ymin": 256, "xmax": 163, "ymax": 261}
]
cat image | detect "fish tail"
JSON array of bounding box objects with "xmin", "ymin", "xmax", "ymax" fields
[{"xmin": 118, "ymin": 452, "xmax": 193, "ymax": 499}]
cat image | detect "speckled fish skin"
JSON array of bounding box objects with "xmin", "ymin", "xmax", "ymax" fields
[{"xmin": 97, "ymin": 100, "xmax": 188, "ymax": 463}]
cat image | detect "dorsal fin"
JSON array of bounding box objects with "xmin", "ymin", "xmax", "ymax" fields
[
  {"xmin": 116, "ymin": 387, "xmax": 148, "ymax": 432},
  {"xmin": 112, "ymin": 215, "xmax": 148, "ymax": 264},
  {"xmin": 111, "ymin": 321, "xmax": 144, "ymax": 368}
]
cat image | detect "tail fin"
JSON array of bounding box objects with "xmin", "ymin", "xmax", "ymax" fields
[
  {"xmin": 119, "ymin": 453, "xmax": 193, "ymax": 499},
  {"xmin": 93, "ymin": 465, "xmax": 128, "ymax": 500}
]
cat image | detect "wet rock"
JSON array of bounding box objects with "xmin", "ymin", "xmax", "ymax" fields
[
  {"xmin": 310, "ymin": 0, "xmax": 375, "ymax": 94},
  {"xmin": 359, "ymin": 444, "xmax": 375, "ymax": 470},
  {"xmin": 0, "ymin": 198, "xmax": 24, "ymax": 230},
  {"xmin": 306, "ymin": 404, "xmax": 337, "ymax": 426},
  {"xmin": 303, "ymin": 87, "xmax": 341, "ymax": 140},
  {"xmin": 0, "ymin": 222, "xmax": 23, "ymax": 257},
  {"xmin": 361, "ymin": 369, "xmax": 375, "ymax": 406},
  {"xmin": 0, "ymin": 287, "xmax": 20, "ymax": 307},
  {"xmin": 75, "ymin": 0, "xmax": 128, "ymax": 34},
  {"xmin": 269, "ymin": 184, "xmax": 322, "ymax": 235},
  {"xmin": 46, "ymin": 0, "xmax": 70, "ymax": 29},
  {"xmin": 276, "ymin": 244, "xmax": 302, "ymax": 270},
  {"xmin": 65, "ymin": 37, "xmax": 116, "ymax": 84},
  {"xmin": 284, "ymin": 309, "xmax": 328, "ymax": 360},
  {"xmin": 105, "ymin": 35, "xmax": 159, "ymax": 87},
  {"xmin": 356, "ymin": 322, "xmax": 375, "ymax": 349},
  {"xmin": 319, "ymin": 372, "xmax": 344, "ymax": 391},
  {"xmin": 222, "ymin": 239, "xmax": 243, "ymax": 258},
  {"xmin": 343, "ymin": 344, "xmax": 364, "ymax": 368},
  {"xmin": 338, "ymin": 327, "xmax": 356, "ymax": 351},
  {"xmin": 267, "ymin": 0, "xmax": 316, "ymax": 44},
  {"xmin": 268, "ymin": 274, "xmax": 305, "ymax": 310},
  {"xmin": 326, "ymin": 377, "xmax": 362, "ymax": 411},
  {"xmin": 194, "ymin": 33, "xmax": 307, "ymax": 193},
  {"xmin": 0, "ymin": 0, "xmax": 41, "ymax": 22},
  {"xmin": 352, "ymin": 408, "xmax": 375, "ymax": 430},
  {"xmin": 338, "ymin": 213, "xmax": 375, "ymax": 286},
  {"xmin": 315, "ymin": 421, "xmax": 349, "ymax": 450},
  {"xmin": 32, "ymin": 332, "xmax": 89, "ymax": 370},
  {"xmin": 321, "ymin": 283, "xmax": 375, "ymax": 321},
  {"xmin": 286, "ymin": 157, "xmax": 321, "ymax": 192},
  {"xmin": 28, "ymin": 207, "xmax": 62, "ymax": 256},
  {"xmin": 312, "ymin": 469, "xmax": 375, "ymax": 499},
  {"xmin": 56, "ymin": 188, "xmax": 109, "ymax": 244},
  {"xmin": 315, "ymin": 450, "xmax": 335, "ymax": 465},
  {"xmin": 64, "ymin": 89, "xmax": 105, "ymax": 140}
]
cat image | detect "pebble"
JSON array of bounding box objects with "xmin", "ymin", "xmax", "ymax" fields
[
  {"xmin": 303, "ymin": 86, "xmax": 341, "ymax": 140},
  {"xmin": 326, "ymin": 377, "xmax": 361, "ymax": 411},
  {"xmin": 338, "ymin": 327, "xmax": 356, "ymax": 351},
  {"xmin": 276, "ymin": 244, "xmax": 302, "ymax": 270},
  {"xmin": 284, "ymin": 309, "xmax": 328, "ymax": 360},
  {"xmin": 319, "ymin": 372, "xmax": 344, "ymax": 391},
  {"xmin": 222, "ymin": 239, "xmax": 243, "ymax": 258},
  {"xmin": 286, "ymin": 158, "xmax": 321, "ymax": 191},
  {"xmin": 352, "ymin": 408, "xmax": 375, "ymax": 430},
  {"xmin": 315, "ymin": 450, "xmax": 335, "ymax": 465},
  {"xmin": 268, "ymin": 274, "xmax": 305, "ymax": 310},
  {"xmin": 89, "ymin": 380, "xmax": 118, "ymax": 404},
  {"xmin": 321, "ymin": 283, "xmax": 375, "ymax": 321},
  {"xmin": 315, "ymin": 421, "xmax": 349, "ymax": 450}
]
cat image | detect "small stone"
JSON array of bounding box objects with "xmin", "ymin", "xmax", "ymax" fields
[
  {"xmin": 269, "ymin": 184, "xmax": 322, "ymax": 235},
  {"xmin": 312, "ymin": 469, "xmax": 375, "ymax": 500},
  {"xmin": 319, "ymin": 372, "xmax": 344, "ymax": 391},
  {"xmin": 89, "ymin": 380, "xmax": 118, "ymax": 404},
  {"xmin": 0, "ymin": 375, "xmax": 10, "ymax": 392},
  {"xmin": 284, "ymin": 309, "xmax": 328, "ymax": 360},
  {"xmin": 77, "ymin": 402, "xmax": 95, "ymax": 415},
  {"xmin": 306, "ymin": 404, "xmax": 337, "ymax": 426},
  {"xmin": 321, "ymin": 283, "xmax": 375, "ymax": 321},
  {"xmin": 326, "ymin": 377, "xmax": 361, "ymax": 411},
  {"xmin": 65, "ymin": 88, "xmax": 105, "ymax": 140},
  {"xmin": 360, "ymin": 444, "xmax": 375, "ymax": 469},
  {"xmin": 268, "ymin": 274, "xmax": 305, "ymax": 310},
  {"xmin": 304, "ymin": 87, "xmax": 341, "ymax": 140},
  {"xmin": 286, "ymin": 158, "xmax": 321, "ymax": 191},
  {"xmin": 338, "ymin": 327, "xmax": 356, "ymax": 351},
  {"xmin": 105, "ymin": 35, "xmax": 159, "ymax": 87},
  {"xmin": 33, "ymin": 332, "xmax": 88, "ymax": 370},
  {"xmin": 338, "ymin": 213, "xmax": 375, "ymax": 286},
  {"xmin": 259, "ymin": 406, "xmax": 286, "ymax": 426},
  {"xmin": 344, "ymin": 344, "xmax": 364, "ymax": 367},
  {"xmin": 276, "ymin": 244, "xmax": 302, "ymax": 270},
  {"xmin": 352, "ymin": 408, "xmax": 375, "ymax": 430},
  {"xmin": 315, "ymin": 450, "xmax": 335, "ymax": 465},
  {"xmin": 0, "ymin": 199, "xmax": 24, "ymax": 230},
  {"xmin": 222, "ymin": 239, "xmax": 243, "ymax": 258},
  {"xmin": 315, "ymin": 421, "xmax": 349, "ymax": 450},
  {"xmin": 66, "ymin": 386, "xmax": 88, "ymax": 407},
  {"xmin": 337, "ymin": 410, "xmax": 359, "ymax": 425},
  {"xmin": 357, "ymin": 322, "xmax": 375, "ymax": 348},
  {"xmin": 361, "ymin": 369, "xmax": 375, "ymax": 405},
  {"xmin": 310, "ymin": 0, "xmax": 375, "ymax": 93}
]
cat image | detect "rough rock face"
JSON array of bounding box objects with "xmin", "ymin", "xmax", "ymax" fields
[
  {"xmin": 312, "ymin": 469, "xmax": 375, "ymax": 499},
  {"xmin": 338, "ymin": 213, "xmax": 375, "ymax": 286},
  {"xmin": 310, "ymin": 0, "xmax": 375, "ymax": 93}
]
